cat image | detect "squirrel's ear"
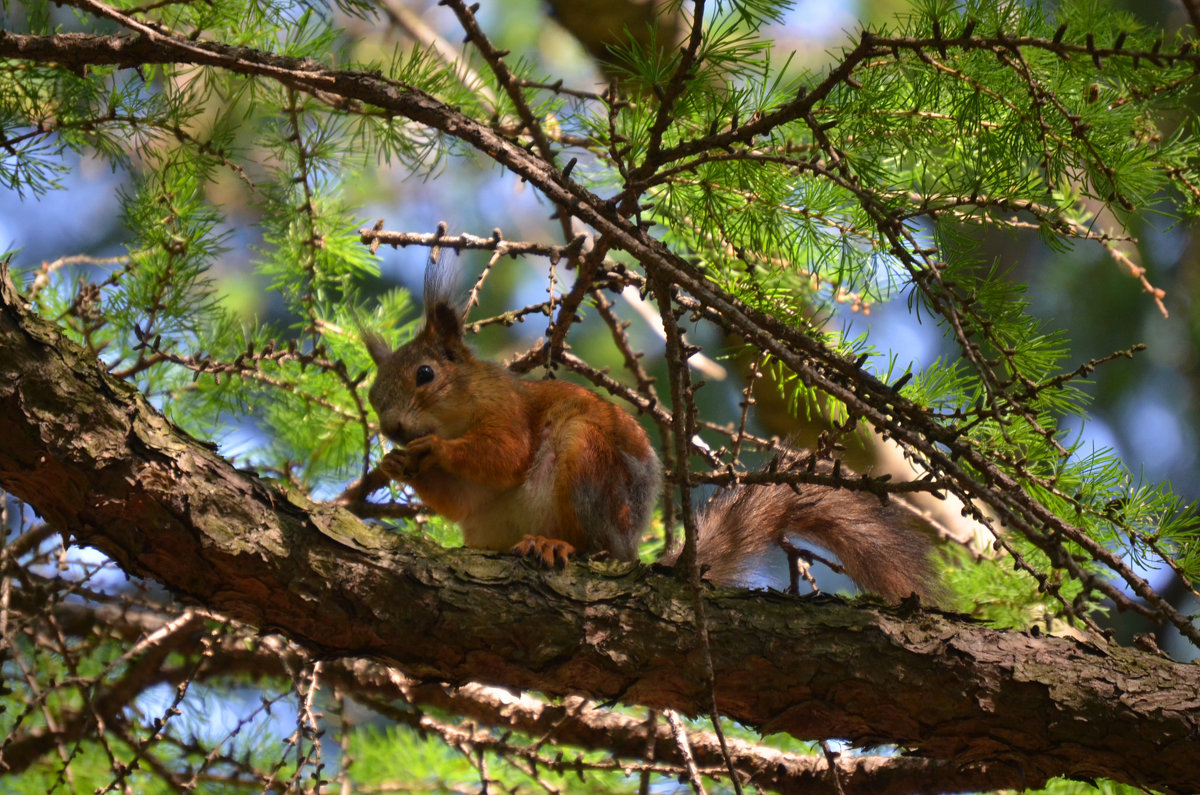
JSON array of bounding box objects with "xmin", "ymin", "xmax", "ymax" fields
[
  {"xmin": 426, "ymin": 300, "xmax": 465, "ymax": 347},
  {"xmin": 362, "ymin": 330, "xmax": 392, "ymax": 365}
]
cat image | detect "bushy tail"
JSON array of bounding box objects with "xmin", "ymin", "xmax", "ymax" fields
[{"xmin": 683, "ymin": 456, "xmax": 943, "ymax": 604}]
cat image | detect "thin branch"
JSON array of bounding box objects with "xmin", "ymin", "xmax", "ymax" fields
[{"xmin": 376, "ymin": 0, "xmax": 498, "ymax": 110}]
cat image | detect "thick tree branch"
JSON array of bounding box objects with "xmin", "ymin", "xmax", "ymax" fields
[
  {"xmin": 1, "ymin": 268, "xmax": 1199, "ymax": 793},
  {"xmin": 7, "ymin": 595, "xmax": 1012, "ymax": 794}
]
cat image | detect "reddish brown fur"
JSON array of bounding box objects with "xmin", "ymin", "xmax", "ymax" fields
[{"xmin": 367, "ymin": 288, "xmax": 659, "ymax": 561}]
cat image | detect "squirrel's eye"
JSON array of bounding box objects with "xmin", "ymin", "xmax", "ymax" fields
[{"xmin": 415, "ymin": 364, "xmax": 435, "ymax": 386}]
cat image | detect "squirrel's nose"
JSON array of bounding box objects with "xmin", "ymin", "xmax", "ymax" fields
[{"xmin": 381, "ymin": 419, "xmax": 408, "ymax": 444}]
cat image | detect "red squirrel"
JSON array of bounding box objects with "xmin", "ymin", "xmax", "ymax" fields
[{"xmin": 362, "ymin": 257, "xmax": 940, "ymax": 602}]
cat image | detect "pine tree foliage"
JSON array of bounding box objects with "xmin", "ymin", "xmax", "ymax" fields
[{"xmin": 1, "ymin": 0, "xmax": 1199, "ymax": 792}]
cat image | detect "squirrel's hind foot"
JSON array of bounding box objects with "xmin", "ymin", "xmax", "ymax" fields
[{"xmin": 512, "ymin": 535, "xmax": 576, "ymax": 567}]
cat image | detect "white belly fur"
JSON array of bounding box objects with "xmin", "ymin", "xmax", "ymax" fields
[{"xmin": 457, "ymin": 442, "xmax": 558, "ymax": 551}]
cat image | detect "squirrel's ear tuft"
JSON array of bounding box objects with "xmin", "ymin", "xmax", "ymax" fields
[
  {"xmin": 362, "ymin": 331, "xmax": 392, "ymax": 365},
  {"xmin": 422, "ymin": 248, "xmax": 466, "ymax": 346},
  {"xmin": 424, "ymin": 250, "xmax": 463, "ymax": 312}
]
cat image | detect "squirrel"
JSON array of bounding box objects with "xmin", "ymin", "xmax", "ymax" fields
[{"xmin": 361, "ymin": 257, "xmax": 941, "ymax": 603}]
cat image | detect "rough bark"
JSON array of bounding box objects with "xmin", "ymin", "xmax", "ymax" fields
[
  {"xmin": 1, "ymin": 268, "xmax": 1199, "ymax": 794},
  {"xmin": 4, "ymin": 595, "xmax": 1003, "ymax": 794}
]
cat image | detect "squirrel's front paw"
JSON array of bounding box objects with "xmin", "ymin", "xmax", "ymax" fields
[
  {"xmin": 378, "ymin": 448, "xmax": 410, "ymax": 481},
  {"xmin": 377, "ymin": 438, "xmax": 438, "ymax": 481},
  {"xmin": 399, "ymin": 435, "xmax": 439, "ymax": 477},
  {"xmin": 512, "ymin": 535, "xmax": 576, "ymax": 567}
]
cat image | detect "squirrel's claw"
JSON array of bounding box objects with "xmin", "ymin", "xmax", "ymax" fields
[
  {"xmin": 378, "ymin": 448, "xmax": 409, "ymax": 481},
  {"xmin": 512, "ymin": 535, "xmax": 575, "ymax": 568}
]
